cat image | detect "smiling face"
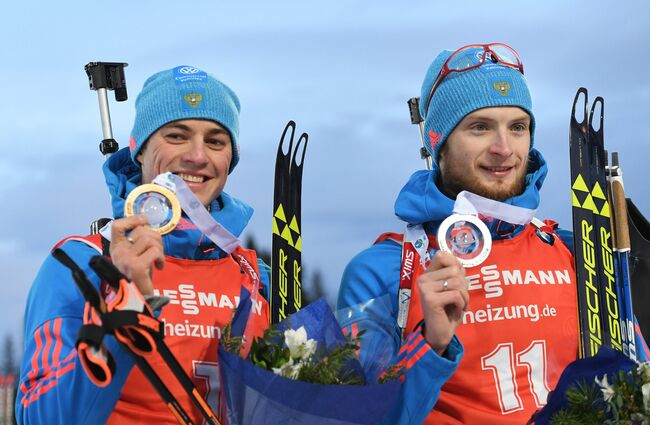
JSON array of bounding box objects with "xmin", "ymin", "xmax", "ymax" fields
[
  {"xmin": 137, "ymin": 119, "xmax": 233, "ymax": 206},
  {"xmin": 438, "ymin": 106, "xmax": 531, "ymax": 201}
]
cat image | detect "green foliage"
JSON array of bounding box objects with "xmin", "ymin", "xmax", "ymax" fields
[
  {"xmin": 550, "ymin": 381, "xmax": 606, "ymax": 425},
  {"xmin": 550, "ymin": 363, "xmax": 650, "ymax": 425},
  {"xmin": 294, "ymin": 334, "xmax": 365, "ymax": 385},
  {"xmin": 248, "ymin": 326, "xmax": 290, "ymax": 371},
  {"xmin": 222, "ymin": 322, "xmax": 403, "ymax": 385}
]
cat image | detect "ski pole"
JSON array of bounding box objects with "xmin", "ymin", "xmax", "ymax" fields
[
  {"xmin": 609, "ymin": 152, "xmax": 637, "ymax": 361},
  {"xmin": 406, "ymin": 97, "xmax": 431, "ymax": 170},
  {"xmin": 605, "ymin": 151, "xmax": 631, "ymax": 358}
]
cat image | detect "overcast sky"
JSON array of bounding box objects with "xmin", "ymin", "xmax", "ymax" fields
[{"xmin": 2, "ymin": 0, "xmax": 649, "ymax": 357}]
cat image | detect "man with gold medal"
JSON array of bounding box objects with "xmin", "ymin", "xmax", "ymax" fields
[{"xmin": 17, "ymin": 65, "xmax": 270, "ymax": 424}]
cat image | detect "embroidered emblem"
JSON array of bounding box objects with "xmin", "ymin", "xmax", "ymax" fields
[
  {"xmin": 429, "ymin": 130, "xmax": 443, "ymax": 151},
  {"xmin": 493, "ymin": 81, "xmax": 511, "ymax": 96},
  {"xmin": 183, "ymin": 92, "xmax": 203, "ymax": 108}
]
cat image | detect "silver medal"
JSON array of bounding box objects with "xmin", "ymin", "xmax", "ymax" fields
[{"xmin": 437, "ymin": 213, "xmax": 491, "ymax": 268}]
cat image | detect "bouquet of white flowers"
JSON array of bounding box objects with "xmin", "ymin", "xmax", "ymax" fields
[{"xmin": 218, "ymin": 293, "xmax": 402, "ymax": 425}]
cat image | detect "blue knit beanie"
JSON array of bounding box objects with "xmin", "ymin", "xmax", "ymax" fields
[
  {"xmin": 419, "ymin": 48, "xmax": 535, "ymax": 166},
  {"xmin": 129, "ymin": 65, "xmax": 240, "ymax": 173}
]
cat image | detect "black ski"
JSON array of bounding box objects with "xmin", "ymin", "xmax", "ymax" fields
[
  {"xmin": 271, "ymin": 121, "xmax": 308, "ymax": 324},
  {"xmin": 588, "ymin": 98, "xmax": 625, "ymax": 354},
  {"xmin": 570, "ymin": 88, "xmax": 623, "ymax": 358}
]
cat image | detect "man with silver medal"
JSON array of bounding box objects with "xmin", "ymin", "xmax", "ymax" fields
[{"xmin": 338, "ymin": 43, "xmax": 583, "ymax": 424}]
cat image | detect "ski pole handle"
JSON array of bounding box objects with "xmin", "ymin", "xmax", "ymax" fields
[
  {"xmin": 84, "ymin": 61, "xmax": 128, "ymax": 157},
  {"xmin": 610, "ymin": 151, "xmax": 637, "ymax": 361},
  {"xmin": 611, "ymin": 153, "xmax": 631, "ymax": 251},
  {"xmin": 407, "ymin": 97, "xmax": 431, "ymax": 170}
]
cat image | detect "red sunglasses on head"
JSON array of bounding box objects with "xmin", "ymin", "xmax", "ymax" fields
[{"xmin": 424, "ymin": 43, "xmax": 524, "ymax": 115}]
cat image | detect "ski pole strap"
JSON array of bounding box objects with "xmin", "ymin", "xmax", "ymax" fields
[
  {"xmin": 75, "ymin": 303, "xmax": 116, "ymax": 387},
  {"xmin": 101, "ymin": 310, "xmax": 161, "ymax": 356},
  {"xmin": 52, "ymin": 249, "xmax": 115, "ymax": 386},
  {"xmin": 76, "ymin": 338, "xmax": 116, "ymax": 388},
  {"xmin": 77, "ymin": 323, "xmax": 107, "ymax": 346},
  {"xmin": 87, "ymin": 255, "xmax": 162, "ymax": 356},
  {"xmin": 52, "ymin": 249, "xmax": 105, "ymax": 312}
]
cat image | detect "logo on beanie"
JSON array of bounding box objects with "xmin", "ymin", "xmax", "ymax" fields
[
  {"xmin": 429, "ymin": 130, "xmax": 443, "ymax": 151},
  {"xmin": 179, "ymin": 66, "xmax": 200, "ymax": 75},
  {"xmin": 183, "ymin": 92, "xmax": 203, "ymax": 108},
  {"xmin": 173, "ymin": 65, "xmax": 208, "ymax": 84},
  {"xmin": 492, "ymin": 81, "xmax": 511, "ymax": 96}
]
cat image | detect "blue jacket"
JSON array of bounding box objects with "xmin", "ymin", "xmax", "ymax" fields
[
  {"xmin": 16, "ymin": 147, "xmax": 269, "ymax": 424},
  {"xmin": 338, "ymin": 148, "xmax": 648, "ymax": 424}
]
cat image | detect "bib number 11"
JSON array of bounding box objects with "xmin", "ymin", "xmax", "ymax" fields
[{"xmin": 481, "ymin": 340, "xmax": 550, "ymax": 414}]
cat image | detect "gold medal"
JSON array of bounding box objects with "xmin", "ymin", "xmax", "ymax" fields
[{"xmin": 124, "ymin": 184, "xmax": 181, "ymax": 235}]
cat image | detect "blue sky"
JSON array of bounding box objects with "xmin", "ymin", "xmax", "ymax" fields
[{"xmin": 2, "ymin": 1, "xmax": 649, "ymax": 356}]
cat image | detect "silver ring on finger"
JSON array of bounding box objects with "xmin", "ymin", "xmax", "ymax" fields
[
  {"xmin": 126, "ymin": 235, "xmax": 135, "ymax": 244},
  {"xmin": 441, "ymin": 280, "xmax": 449, "ymax": 291}
]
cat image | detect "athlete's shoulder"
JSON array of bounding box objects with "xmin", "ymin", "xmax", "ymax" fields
[
  {"xmin": 344, "ymin": 237, "xmax": 403, "ymax": 281},
  {"xmin": 532, "ymin": 219, "xmax": 574, "ymax": 255},
  {"xmin": 25, "ymin": 236, "xmax": 103, "ymax": 335},
  {"xmin": 554, "ymin": 228, "xmax": 574, "ymax": 254},
  {"xmin": 337, "ymin": 236, "xmax": 403, "ymax": 310}
]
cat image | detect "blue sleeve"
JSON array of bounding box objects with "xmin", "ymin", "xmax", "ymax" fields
[
  {"xmin": 337, "ymin": 241, "xmax": 462, "ymax": 425},
  {"xmin": 555, "ymin": 228, "xmax": 574, "ymax": 255},
  {"xmin": 256, "ymin": 258, "xmax": 271, "ymax": 301},
  {"xmin": 16, "ymin": 240, "xmax": 135, "ymax": 425}
]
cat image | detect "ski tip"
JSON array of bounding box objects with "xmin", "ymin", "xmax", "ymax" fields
[
  {"xmin": 278, "ymin": 120, "xmax": 297, "ymax": 155},
  {"xmin": 588, "ymin": 96, "xmax": 604, "ymax": 133},
  {"xmin": 292, "ymin": 132, "xmax": 308, "ymax": 164},
  {"xmin": 571, "ymin": 87, "xmax": 589, "ymax": 125},
  {"xmin": 281, "ymin": 120, "xmax": 296, "ymax": 137}
]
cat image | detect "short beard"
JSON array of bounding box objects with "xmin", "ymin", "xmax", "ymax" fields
[{"xmin": 439, "ymin": 156, "xmax": 529, "ymax": 202}]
